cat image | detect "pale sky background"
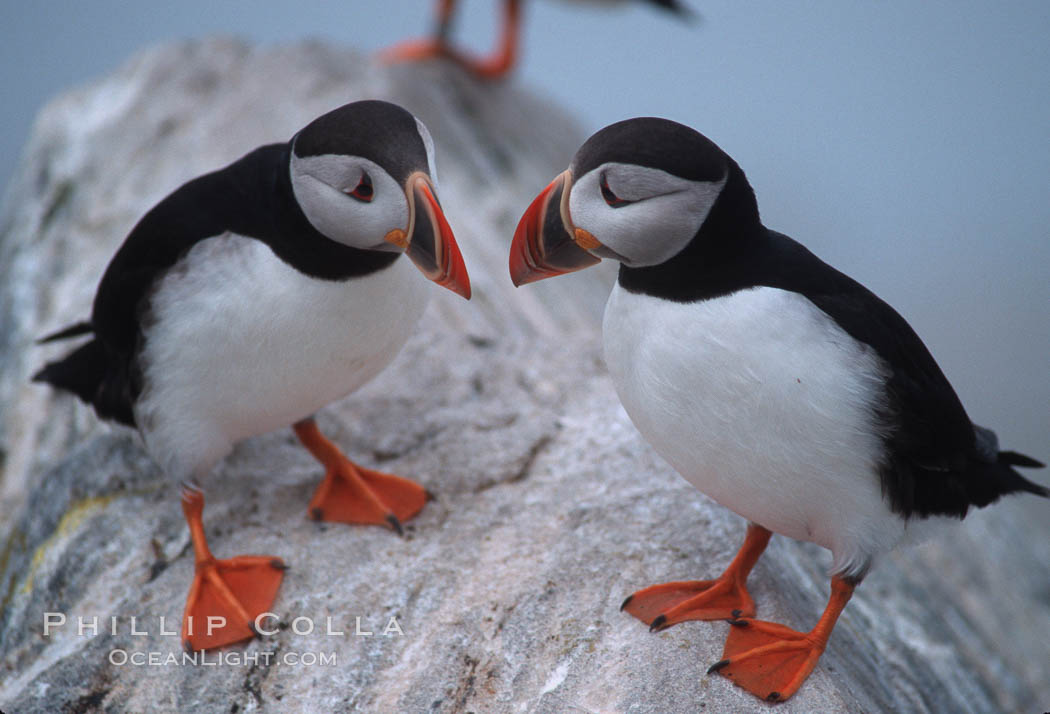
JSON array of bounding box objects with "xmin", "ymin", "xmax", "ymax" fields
[{"xmin": 2, "ymin": 1, "xmax": 1047, "ymax": 464}]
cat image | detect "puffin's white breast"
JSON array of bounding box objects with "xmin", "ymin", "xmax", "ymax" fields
[
  {"xmin": 135, "ymin": 233, "xmax": 429, "ymax": 480},
  {"xmin": 602, "ymin": 283, "xmax": 908, "ymax": 576}
]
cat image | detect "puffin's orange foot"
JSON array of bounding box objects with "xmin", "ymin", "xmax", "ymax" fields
[
  {"xmin": 182, "ymin": 555, "xmax": 286, "ymax": 651},
  {"xmin": 622, "ymin": 576, "xmax": 756, "ymax": 630},
  {"xmin": 308, "ymin": 463, "xmax": 429, "ymax": 532},
  {"xmin": 294, "ymin": 419, "xmax": 429, "ymax": 533},
  {"xmin": 709, "ymin": 619, "xmax": 826, "ymax": 702},
  {"xmin": 380, "ymin": 39, "xmax": 453, "ymax": 65},
  {"xmin": 621, "ymin": 524, "xmax": 771, "ymax": 630},
  {"xmin": 709, "ymin": 575, "xmax": 856, "ymax": 702},
  {"xmin": 380, "ymin": 40, "xmax": 512, "ymax": 80}
]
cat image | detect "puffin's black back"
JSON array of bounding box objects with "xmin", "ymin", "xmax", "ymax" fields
[
  {"xmin": 33, "ymin": 146, "xmax": 294, "ymax": 425},
  {"xmin": 30, "ymin": 148, "xmax": 289, "ymax": 426}
]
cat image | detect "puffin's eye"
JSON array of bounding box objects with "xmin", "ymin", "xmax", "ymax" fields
[
  {"xmin": 600, "ymin": 176, "xmax": 632, "ymax": 208},
  {"xmin": 346, "ymin": 173, "xmax": 374, "ymax": 202}
]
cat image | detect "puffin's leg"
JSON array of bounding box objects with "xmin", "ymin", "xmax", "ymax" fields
[
  {"xmin": 292, "ymin": 418, "xmax": 428, "ymax": 533},
  {"xmin": 622, "ymin": 523, "xmax": 771, "ymax": 629},
  {"xmin": 435, "ymin": 0, "xmax": 457, "ymax": 42},
  {"xmin": 708, "ymin": 575, "xmax": 856, "ymax": 703},
  {"xmin": 180, "ymin": 486, "xmax": 286, "ymax": 652},
  {"xmin": 467, "ymin": 0, "xmax": 521, "ymax": 78},
  {"xmin": 380, "ymin": 0, "xmax": 522, "ymax": 80}
]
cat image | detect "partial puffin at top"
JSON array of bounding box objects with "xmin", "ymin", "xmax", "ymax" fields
[{"xmin": 383, "ymin": 0, "xmax": 696, "ymax": 79}]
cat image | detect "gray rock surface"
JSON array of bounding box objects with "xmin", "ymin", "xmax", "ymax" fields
[{"xmin": 1, "ymin": 39, "xmax": 1048, "ymax": 713}]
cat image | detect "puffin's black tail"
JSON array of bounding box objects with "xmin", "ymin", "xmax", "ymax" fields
[
  {"xmin": 33, "ymin": 326, "xmax": 106, "ymax": 406},
  {"xmin": 33, "ymin": 323, "xmax": 137, "ymax": 427},
  {"xmin": 999, "ymin": 450, "xmax": 1046, "ymax": 469},
  {"xmin": 37, "ymin": 321, "xmax": 94, "ymax": 344},
  {"xmin": 965, "ymin": 424, "xmax": 1048, "ymax": 507},
  {"xmin": 997, "ymin": 450, "xmax": 1049, "ymax": 498}
]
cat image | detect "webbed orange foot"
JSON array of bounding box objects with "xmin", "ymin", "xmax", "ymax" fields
[
  {"xmin": 295, "ymin": 419, "xmax": 428, "ymax": 533},
  {"xmin": 622, "ymin": 523, "xmax": 771, "ymax": 631},
  {"xmin": 709, "ymin": 576, "xmax": 856, "ymax": 702},
  {"xmin": 179, "ymin": 488, "xmax": 284, "ymax": 651},
  {"xmin": 182, "ymin": 555, "xmax": 286, "ymax": 651},
  {"xmin": 622, "ymin": 576, "xmax": 756, "ymax": 630}
]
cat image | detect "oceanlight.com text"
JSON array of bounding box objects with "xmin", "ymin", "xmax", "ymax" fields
[{"xmin": 108, "ymin": 649, "xmax": 338, "ymax": 667}]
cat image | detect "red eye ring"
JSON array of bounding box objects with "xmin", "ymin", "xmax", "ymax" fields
[
  {"xmin": 600, "ymin": 177, "xmax": 631, "ymax": 208},
  {"xmin": 347, "ymin": 173, "xmax": 374, "ymax": 202}
]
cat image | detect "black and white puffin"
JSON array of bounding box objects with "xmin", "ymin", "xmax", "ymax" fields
[
  {"xmin": 383, "ymin": 0, "xmax": 694, "ymax": 80},
  {"xmin": 508, "ymin": 117, "xmax": 1046, "ymax": 702},
  {"xmin": 34, "ymin": 99, "xmax": 471, "ymax": 652}
]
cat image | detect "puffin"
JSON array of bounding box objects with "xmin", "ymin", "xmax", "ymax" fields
[
  {"xmin": 383, "ymin": 0, "xmax": 695, "ymax": 80},
  {"xmin": 34, "ymin": 99, "xmax": 471, "ymax": 652},
  {"xmin": 508, "ymin": 117, "xmax": 1046, "ymax": 702}
]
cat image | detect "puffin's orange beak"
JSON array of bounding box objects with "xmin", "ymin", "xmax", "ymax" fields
[
  {"xmin": 509, "ymin": 169, "xmax": 601, "ymax": 287},
  {"xmin": 386, "ymin": 172, "xmax": 471, "ymax": 299}
]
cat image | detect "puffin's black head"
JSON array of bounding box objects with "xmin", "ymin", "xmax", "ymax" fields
[
  {"xmin": 290, "ymin": 100, "xmax": 470, "ymax": 298},
  {"xmin": 509, "ymin": 117, "xmax": 757, "ymax": 286}
]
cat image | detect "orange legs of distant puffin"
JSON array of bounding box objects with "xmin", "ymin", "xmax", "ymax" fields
[{"xmin": 382, "ymin": 0, "xmax": 523, "ymax": 80}]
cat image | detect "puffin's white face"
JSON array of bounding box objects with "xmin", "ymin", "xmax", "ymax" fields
[
  {"xmin": 290, "ymin": 153, "xmax": 411, "ymax": 252},
  {"xmin": 290, "ymin": 117, "xmax": 441, "ymax": 254},
  {"xmin": 568, "ymin": 162, "xmax": 726, "ymax": 268},
  {"xmin": 510, "ymin": 117, "xmax": 740, "ymax": 288}
]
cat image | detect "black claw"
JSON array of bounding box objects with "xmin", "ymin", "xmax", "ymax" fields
[
  {"xmin": 731, "ymin": 609, "xmax": 743, "ymax": 618},
  {"xmin": 387, "ymin": 514, "xmax": 404, "ymax": 536},
  {"xmin": 310, "ymin": 507, "xmax": 323, "ymax": 521},
  {"xmin": 649, "ymin": 614, "xmax": 667, "ymax": 632},
  {"xmin": 183, "ymin": 640, "xmax": 194, "ymax": 655},
  {"xmin": 620, "ymin": 595, "xmax": 634, "ymax": 612},
  {"xmin": 270, "ymin": 558, "xmax": 289, "ymax": 571},
  {"xmin": 766, "ymin": 692, "xmax": 782, "ymax": 702},
  {"xmin": 707, "ymin": 659, "xmax": 730, "ymax": 675},
  {"xmin": 727, "ymin": 617, "xmax": 749, "ymax": 627},
  {"xmin": 424, "ymin": 488, "xmax": 437, "ymax": 502}
]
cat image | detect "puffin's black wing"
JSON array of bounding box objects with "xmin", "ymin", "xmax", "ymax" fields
[
  {"xmin": 761, "ymin": 231, "xmax": 1046, "ymax": 518},
  {"xmin": 33, "ymin": 144, "xmax": 292, "ymax": 426}
]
